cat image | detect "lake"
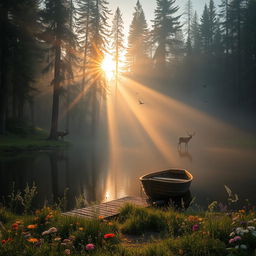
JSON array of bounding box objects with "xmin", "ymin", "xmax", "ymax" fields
[{"xmin": 1, "ymin": 82, "xmax": 256, "ymax": 210}]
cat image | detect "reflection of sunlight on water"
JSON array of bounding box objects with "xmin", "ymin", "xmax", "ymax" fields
[{"xmin": 103, "ymin": 75, "xmax": 255, "ymax": 203}]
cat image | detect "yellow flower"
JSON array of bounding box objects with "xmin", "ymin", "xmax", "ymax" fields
[
  {"xmin": 78, "ymin": 227, "xmax": 84, "ymax": 231},
  {"xmin": 15, "ymin": 220, "xmax": 22, "ymax": 225},
  {"xmin": 198, "ymin": 218, "xmax": 204, "ymax": 222},
  {"xmin": 27, "ymin": 238, "xmax": 39, "ymax": 243},
  {"xmin": 27, "ymin": 224, "xmax": 37, "ymax": 229}
]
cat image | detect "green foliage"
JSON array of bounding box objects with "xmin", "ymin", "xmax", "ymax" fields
[
  {"xmin": 7, "ymin": 183, "xmax": 37, "ymax": 214},
  {"xmin": 119, "ymin": 204, "xmax": 167, "ymax": 235},
  {"xmin": 166, "ymin": 234, "xmax": 226, "ymax": 256}
]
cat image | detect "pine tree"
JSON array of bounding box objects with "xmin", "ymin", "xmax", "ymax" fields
[
  {"xmin": 126, "ymin": 0, "xmax": 149, "ymax": 75},
  {"xmin": 191, "ymin": 11, "xmax": 201, "ymax": 54},
  {"xmin": 76, "ymin": 0, "xmax": 95, "ymax": 90},
  {"xmin": 88, "ymin": 0, "xmax": 111, "ymax": 136},
  {"xmin": 41, "ymin": 0, "xmax": 75, "ymax": 140},
  {"xmin": 152, "ymin": 0, "xmax": 181, "ymax": 68},
  {"xmin": 200, "ymin": 4, "xmax": 211, "ymax": 54},
  {"xmin": 184, "ymin": 0, "xmax": 193, "ymax": 55},
  {"xmin": 111, "ymin": 7, "xmax": 124, "ymax": 90},
  {"xmin": 209, "ymin": 0, "xmax": 217, "ymax": 48}
]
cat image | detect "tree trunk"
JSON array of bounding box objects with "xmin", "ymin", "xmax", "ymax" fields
[
  {"xmin": 49, "ymin": 38, "xmax": 61, "ymax": 140},
  {"xmin": 0, "ymin": 6, "xmax": 8, "ymax": 134}
]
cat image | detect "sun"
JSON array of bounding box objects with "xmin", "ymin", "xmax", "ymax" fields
[{"xmin": 101, "ymin": 54, "xmax": 115, "ymax": 81}]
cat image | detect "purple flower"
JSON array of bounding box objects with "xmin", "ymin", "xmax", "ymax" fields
[{"xmin": 192, "ymin": 224, "xmax": 199, "ymax": 231}]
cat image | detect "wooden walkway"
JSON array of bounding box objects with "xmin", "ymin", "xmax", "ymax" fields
[{"xmin": 63, "ymin": 196, "xmax": 149, "ymax": 219}]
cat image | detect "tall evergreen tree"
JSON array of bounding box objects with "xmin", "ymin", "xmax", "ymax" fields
[
  {"xmin": 126, "ymin": 0, "xmax": 149, "ymax": 75},
  {"xmin": 191, "ymin": 11, "xmax": 201, "ymax": 54},
  {"xmin": 184, "ymin": 0, "xmax": 193, "ymax": 55},
  {"xmin": 111, "ymin": 7, "xmax": 124, "ymax": 90},
  {"xmin": 200, "ymin": 4, "xmax": 211, "ymax": 54},
  {"xmin": 209, "ymin": 0, "xmax": 217, "ymax": 48},
  {"xmin": 152, "ymin": 0, "xmax": 181, "ymax": 68},
  {"xmin": 76, "ymin": 0, "xmax": 95, "ymax": 90},
  {"xmin": 41, "ymin": 0, "xmax": 75, "ymax": 140}
]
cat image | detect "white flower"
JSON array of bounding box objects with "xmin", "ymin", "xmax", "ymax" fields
[
  {"xmin": 48, "ymin": 227, "xmax": 57, "ymax": 233},
  {"xmin": 247, "ymin": 226, "xmax": 255, "ymax": 231},
  {"xmin": 236, "ymin": 227, "xmax": 242, "ymax": 234},
  {"xmin": 229, "ymin": 232, "xmax": 235, "ymax": 237},
  {"xmin": 42, "ymin": 230, "xmax": 50, "ymax": 236}
]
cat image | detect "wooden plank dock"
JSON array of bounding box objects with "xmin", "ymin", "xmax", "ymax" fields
[{"xmin": 63, "ymin": 196, "xmax": 149, "ymax": 219}]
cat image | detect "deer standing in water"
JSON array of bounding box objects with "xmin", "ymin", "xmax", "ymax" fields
[
  {"xmin": 178, "ymin": 132, "xmax": 195, "ymax": 150},
  {"xmin": 57, "ymin": 129, "xmax": 69, "ymax": 140}
]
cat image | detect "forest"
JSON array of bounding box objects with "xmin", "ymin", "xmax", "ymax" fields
[{"xmin": 0, "ymin": 0, "xmax": 256, "ymax": 140}]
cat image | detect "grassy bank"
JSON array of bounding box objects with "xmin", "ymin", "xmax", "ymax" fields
[
  {"xmin": 0, "ymin": 204, "xmax": 255, "ymax": 256},
  {"xmin": 0, "ymin": 128, "xmax": 69, "ymax": 152}
]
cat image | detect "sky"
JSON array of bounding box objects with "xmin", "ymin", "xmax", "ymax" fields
[{"xmin": 108, "ymin": 0, "xmax": 221, "ymax": 41}]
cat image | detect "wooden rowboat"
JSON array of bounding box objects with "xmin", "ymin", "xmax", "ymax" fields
[{"xmin": 140, "ymin": 169, "xmax": 193, "ymax": 200}]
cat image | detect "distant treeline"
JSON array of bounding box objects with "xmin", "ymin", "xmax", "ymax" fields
[{"xmin": 0, "ymin": 0, "xmax": 255, "ymax": 137}]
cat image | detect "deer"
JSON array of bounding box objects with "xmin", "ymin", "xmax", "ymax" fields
[
  {"xmin": 178, "ymin": 131, "xmax": 195, "ymax": 150},
  {"xmin": 57, "ymin": 129, "xmax": 69, "ymax": 140}
]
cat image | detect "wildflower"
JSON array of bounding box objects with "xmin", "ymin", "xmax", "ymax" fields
[
  {"xmin": 27, "ymin": 224, "xmax": 37, "ymax": 229},
  {"xmin": 247, "ymin": 226, "xmax": 255, "ymax": 231},
  {"xmin": 15, "ymin": 220, "xmax": 22, "ymax": 225},
  {"xmin": 27, "ymin": 238, "xmax": 39, "ymax": 243},
  {"xmin": 104, "ymin": 233, "xmax": 115, "ymax": 239},
  {"xmin": 65, "ymin": 249, "xmax": 71, "ymax": 255},
  {"xmin": 1, "ymin": 240, "xmax": 6, "ymax": 245},
  {"xmin": 229, "ymin": 238, "xmax": 235, "ymax": 244},
  {"xmin": 108, "ymin": 222, "xmax": 113, "ymax": 226},
  {"xmin": 54, "ymin": 237, "xmax": 62, "ymax": 242},
  {"xmin": 192, "ymin": 224, "xmax": 199, "ymax": 231},
  {"xmin": 98, "ymin": 215, "xmax": 104, "ymax": 220},
  {"xmin": 45, "ymin": 215, "xmax": 53, "ymax": 220},
  {"xmin": 198, "ymin": 218, "xmax": 203, "ymax": 222},
  {"xmin": 239, "ymin": 209, "xmax": 245, "ymax": 214},
  {"xmin": 85, "ymin": 243, "xmax": 95, "ymax": 251},
  {"xmin": 79, "ymin": 227, "xmax": 84, "ymax": 231},
  {"xmin": 42, "ymin": 227, "xmax": 57, "ymax": 235},
  {"xmin": 12, "ymin": 223, "xmax": 19, "ymax": 230},
  {"xmin": 229, "ymin": 232, "xmax": 235, "ymax": 237},
  {"xmin": 234, "ymin": 236, "xmax": 241, "ymax": 242}
]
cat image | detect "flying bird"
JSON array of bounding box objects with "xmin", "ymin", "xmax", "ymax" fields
[{"xmin": 138, "ymin": 98, "xmax": 144, "ymax": 105}]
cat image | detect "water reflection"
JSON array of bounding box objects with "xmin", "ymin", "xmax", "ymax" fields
[
  {"xmin": 151, "ymin": 191, "xmax": 193, "ymax": 210},
  {"xmin": 178, "ymin": 148, "xmax": 193, "ymax": 162},
  {"xmin": 0, "ymin": 146, "xmax": 109, "ymax": 210}
]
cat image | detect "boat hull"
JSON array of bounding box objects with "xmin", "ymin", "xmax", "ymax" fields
[{"xmin": 140, "ymin": 169, "xmax": 193, "ymax": 200}]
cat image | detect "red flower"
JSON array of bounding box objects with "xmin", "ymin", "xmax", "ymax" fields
[
  {"xmin": 104, "ymin": 233, "xmax": 115, "ymax": 239},
  {"xmin": 1, "ymin": 240, "xmax": 6, "ymax": 245},
  {"xmin": 12, "ymin": 223, "xmax": 19, "ymax": 230}
]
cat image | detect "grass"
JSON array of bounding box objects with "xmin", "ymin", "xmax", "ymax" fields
[
  {"xmin": 0, "ymin": 127, "xmax": 69, "ymax": 152},
  {"xmin": 0, "ymin": 205, "xmax": 256, "ymax": 256}
]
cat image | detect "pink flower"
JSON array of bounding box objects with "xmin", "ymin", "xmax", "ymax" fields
[
  {"xmin": 85, "ymin": 243, "xmax": 95, "ymax": 251},
  {"xmin": 192, "ymin": 224, "xmax": 199, "ymax": 231},
  {"xmin": 234, "ymin": 236, "xmax": 241, "ymax": 242},
  {"xmin": 229, "ymin": 238, "xmax": 235, "ymax": 244}
]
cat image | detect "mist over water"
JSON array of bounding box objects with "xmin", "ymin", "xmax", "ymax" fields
[{"xmin": 1, "ymin": 79, "xmax": 256, "ymax": 210}]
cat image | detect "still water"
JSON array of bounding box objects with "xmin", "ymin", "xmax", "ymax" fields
[
  {"xmin": 0, "ymin": 134, "xmax": 256, "ymax": 210},
  {"xmin": 1, "ymin": 82, "xmax": 256, "ymax": 210}
]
